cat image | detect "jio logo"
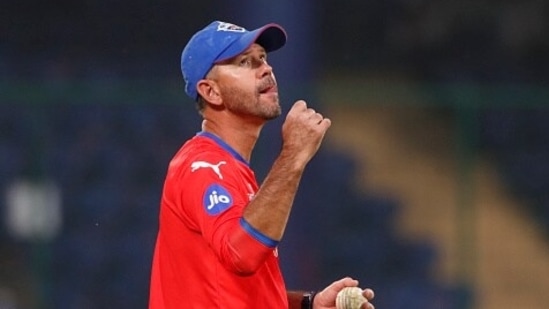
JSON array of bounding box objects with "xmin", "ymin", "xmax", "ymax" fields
[{"xmin": 203, "ymin": 184, "xmax": 233, "ymax": 215}]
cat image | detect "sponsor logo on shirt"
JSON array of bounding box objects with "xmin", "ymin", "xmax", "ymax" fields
[
  {"xmin": 203, "ymin": 184, "xmax": 233, "ymax": 215},
  {"xmin": 191, "ymin": 160, "xmax": 226, "ymax": 179}
]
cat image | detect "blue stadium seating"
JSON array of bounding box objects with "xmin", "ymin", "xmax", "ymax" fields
[{"xmin": 480, "ymin": 108, "xmax": 549, "ymax": 237}]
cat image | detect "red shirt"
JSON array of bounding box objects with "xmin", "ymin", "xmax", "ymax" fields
[{"xmin": 149, "ymin": 132, "xmax": 287, "ymax": 309}]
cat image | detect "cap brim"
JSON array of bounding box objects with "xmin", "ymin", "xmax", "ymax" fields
[{"xmin": 216, "ymin": 23, "xmax": 287, "ymax": 63}]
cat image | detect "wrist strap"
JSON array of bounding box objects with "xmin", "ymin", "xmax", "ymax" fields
[{"xmin": 301, "ymin": 291, "xmax": 316, "ymax": 309}]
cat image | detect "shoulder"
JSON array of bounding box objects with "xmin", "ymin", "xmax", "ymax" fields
[
  {"xmin": 171, "ymin": 135, "xmax": 228, "ymax": 164},
  {"xmin": 168, "ymin": 135, "xmax": 238, "ymax": 179}
]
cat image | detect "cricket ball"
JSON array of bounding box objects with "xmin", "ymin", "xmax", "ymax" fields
[{"xmin": 335, "ymin": 287, "xmax": 367, "ymax": 309}]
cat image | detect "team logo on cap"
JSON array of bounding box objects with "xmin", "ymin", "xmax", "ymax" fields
[
  {"xmin": 203, "ymin": 183, "xmax": 233, "ymax": 215},
  {"xmin": 217, "ymin": 22, "xmax": 246, "ymax": 33}
]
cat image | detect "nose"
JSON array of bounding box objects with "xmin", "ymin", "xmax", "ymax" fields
[{"xmin": 258, "ymin": 62, "xmax": 273, "ymax": 78}]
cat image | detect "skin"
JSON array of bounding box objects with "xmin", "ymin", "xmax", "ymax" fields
[{"xmin": 195, "ymin": 43, "xmax": 374, "ymax": 309}]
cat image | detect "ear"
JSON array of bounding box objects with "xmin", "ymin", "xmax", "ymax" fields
[{"xmin": 196, "ymin": 79, "xmax": 222, "ymax": 106}]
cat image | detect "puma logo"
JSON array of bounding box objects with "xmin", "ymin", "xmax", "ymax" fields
[{"xmin": 191, "ymin": 161, "xmax": 226, "ymax": 179}]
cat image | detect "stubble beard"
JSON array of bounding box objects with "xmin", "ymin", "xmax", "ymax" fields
[{"xmin": 223, "ymin": 86, "xmax": 281, "ymax": 120}]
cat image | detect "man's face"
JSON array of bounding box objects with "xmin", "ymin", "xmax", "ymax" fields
[{"xmin": 207, "ymin": 43, "xmax": 281, "ymax": 120}]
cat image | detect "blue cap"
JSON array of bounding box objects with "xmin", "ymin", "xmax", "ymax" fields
[{"xmin": 181, "ymin": 21, "xmax": 287, "ymax": 100}]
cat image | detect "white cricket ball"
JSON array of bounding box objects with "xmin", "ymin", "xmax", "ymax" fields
[{"xmin": 336, "ymin": 287, "xmax": 367, "ymax": 309}]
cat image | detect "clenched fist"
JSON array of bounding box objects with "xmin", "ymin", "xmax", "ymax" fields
[{"xmin": 281, "ymin": 100, "xmax": 331, "ymax": 167}]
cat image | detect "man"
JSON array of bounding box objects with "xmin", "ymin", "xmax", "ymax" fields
[{"xmin": 149, "ymin": 20, "xmax": 375, "ymax": 309}]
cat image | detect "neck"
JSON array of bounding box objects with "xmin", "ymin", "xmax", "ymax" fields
[{"xmin": 201, "ymin": 116, "xmax": 264, "ymax": 163}]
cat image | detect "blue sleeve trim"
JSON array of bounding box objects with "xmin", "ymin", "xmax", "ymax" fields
[{"xmin": 239, "ymin": 218, "xmax": 279, "ymax": 248}]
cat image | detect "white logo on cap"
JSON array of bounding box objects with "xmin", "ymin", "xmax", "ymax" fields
[{"xmin": 217, "ymin": 22, "xmax": 246, "ymax": 33}]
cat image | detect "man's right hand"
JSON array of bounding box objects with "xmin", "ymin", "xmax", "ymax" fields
[{"xmin": 281, "ymin": 100, "xmax": 331, "ymax": 167}]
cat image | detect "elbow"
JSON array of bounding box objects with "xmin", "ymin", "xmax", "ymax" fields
[
  {"xmin": 223, "ymin": 236, "xmax": 272, "ymax": 276},
  {"xmin": 221, "ymin": 220, "xmax": 279, "ymax": 276},
  {"xmin": 228, "ymin": 253, "xmax": 265, "ymax": 276}
]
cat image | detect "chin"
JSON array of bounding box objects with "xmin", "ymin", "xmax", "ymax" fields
[{"xmin": 267, "ymin": 106, "xmax": 282, "ymax": 120}]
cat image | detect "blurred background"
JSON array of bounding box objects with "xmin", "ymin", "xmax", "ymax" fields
[{"xmin": 1, "ymin": 0, "xmax": 549, "ymax": 308}]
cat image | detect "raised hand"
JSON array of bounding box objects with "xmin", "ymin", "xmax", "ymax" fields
[{"xmin": 281, "ymin": 100, "xmax": 331, "ymax": 166}]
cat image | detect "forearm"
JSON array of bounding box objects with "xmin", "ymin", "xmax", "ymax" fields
[{"xmin": 242, "ymin": 151, "xmax": 305, "ymax": 240}]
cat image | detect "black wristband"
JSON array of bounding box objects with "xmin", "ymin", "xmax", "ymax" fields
[{"xmin": 301, "ymin": 291, "xmax": 316, "ymax": 309}]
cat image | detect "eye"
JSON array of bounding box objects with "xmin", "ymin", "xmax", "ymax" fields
[{"xmin": 239, "ymin": 57, "xmax": 252, "ymax": 67}]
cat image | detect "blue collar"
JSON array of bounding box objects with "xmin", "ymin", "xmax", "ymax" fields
[{"xmin": 196, "ymin": 131, "xmax": 249, "ymax": 166}]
